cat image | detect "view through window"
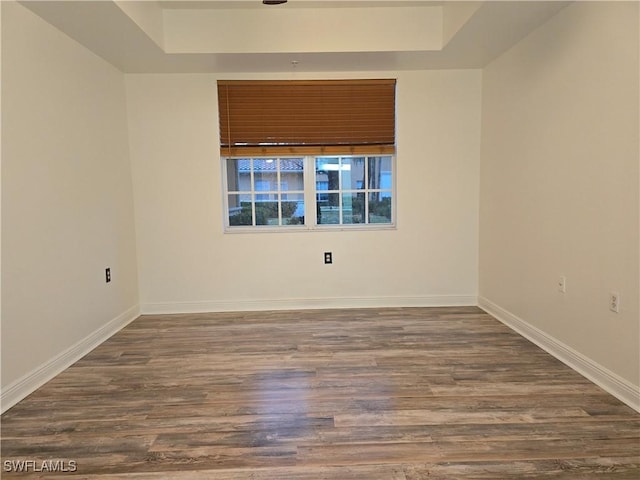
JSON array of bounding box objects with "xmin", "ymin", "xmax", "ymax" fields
[{"xmin": 224, "ymin": 155, "xmax": 394, "ymax": 230}]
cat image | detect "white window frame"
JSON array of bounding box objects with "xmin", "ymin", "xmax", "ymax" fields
[{"xmin": 222, "ymin": 155, "xmax": 396, "ymax": 233}]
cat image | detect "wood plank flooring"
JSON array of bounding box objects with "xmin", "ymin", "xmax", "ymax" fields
[{"xmin": 1, "ymin": 307, "xmax": 639, "ymax": 478}]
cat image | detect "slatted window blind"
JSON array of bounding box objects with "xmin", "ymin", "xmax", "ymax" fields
[{"xmin": 217, "ymin": 80, "xmax": 396, "ymax": 156}]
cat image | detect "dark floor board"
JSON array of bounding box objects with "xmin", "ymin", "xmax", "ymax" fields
[{"xmin": 2, "ymin": 307, "xmax": 638, "ymax": 477}]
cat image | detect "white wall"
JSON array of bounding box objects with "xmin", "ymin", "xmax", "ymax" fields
[
  {"xmin": 125, "ymin": 70, "xmax": 481, "ymax": 313},
  {"xmin": 480, "ymin": 2, "xmax": 639, "ymax": 401},
  {"xmin": 1, "ymin": 2, "xmax": 139, "ymax": 407}
]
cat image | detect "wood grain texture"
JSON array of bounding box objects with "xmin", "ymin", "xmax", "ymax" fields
[{"xmin": 1, "ymin": 307, "xmax": 638, "ymax": 478}]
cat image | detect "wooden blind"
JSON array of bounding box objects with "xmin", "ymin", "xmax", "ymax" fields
[{"xmin": 217, "ymin": 79, "xmax": 396, "ymax": 156}]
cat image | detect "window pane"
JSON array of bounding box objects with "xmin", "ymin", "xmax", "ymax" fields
[
  {"xmin": 256, "ymin": 192, "xmax": 278, "ymax": 203},
  {"xmin": 341, "ymin": 157, "xmax": 365, "ymax": 190},
  {"xmin": 281, "ymin": 158, "xmax": 304, "ymax": 191},
  {"xmin": 368, "ymin": 191, "xmax": 392, "ymax": 224},
  {"xmin": 316, "ymin": 157, "xmax": 339, "ymax": 191},
  {"xmin": 282, "ymin": 193, "xmax": 305, "ymax": 225},
  {"xmin": 342, "ymin": 192, "xmax": 365, "ymax": 224},
  {"xmin": 317, "ymin": 193, "xmax": 340, "ymax": 224},
  {"xmin": 226, "ymin": 158, "xmax": 246, "ymax": 192},
  {"xmin": 253, "ymin": 159, "xmax": 278, "ymax": 191},
  {"xmin": 228, "ymin": 194, "xmax": 253, "ymax": 226},
  {"xmin": 255, "ymin": 194, "xmax": 280, "ymax": 226},
  {"xmin": 368, "ymin": 156, "xmax": 393, "ymax": 190}
]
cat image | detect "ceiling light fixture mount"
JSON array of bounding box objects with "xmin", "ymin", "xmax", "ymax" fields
[{"xmin": 263, "ymin": 0, "xmax": 288, "ymax": 5}]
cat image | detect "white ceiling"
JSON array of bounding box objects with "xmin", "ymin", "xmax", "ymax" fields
[{"xmin": 18, "ymin": 1, "xmax": 571, "ymax": 73}]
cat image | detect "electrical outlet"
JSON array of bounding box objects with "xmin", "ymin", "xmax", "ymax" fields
[
  {"xmin": 609, "ymin": 292, "xmax": 620, "ymax": 313},
  {"xmin": 105, "ymin": 267, "xmax": 111, "ymax": 283},
  {"xmin": 324, "ymin": 252, "xmax": 332, "ymax": 264},
  {"xmin": 557, "ymin": 276, "xmax": 566, "ymax": 293}
]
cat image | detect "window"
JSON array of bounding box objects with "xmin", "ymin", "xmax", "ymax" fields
[
  {"xmin": 226, "ymin": 158, "xmax": 305, "ymax": 227},
  {"xmin": 218, "ymin": 79, "xmax": 396, "ymax": 231},
  {"xmin": 223, "ymin": 155, "xmax": 394, "ymax": 231},
  {"xmin": 315, "ymin": 156, "xmax": 393, "ymax": 225}
]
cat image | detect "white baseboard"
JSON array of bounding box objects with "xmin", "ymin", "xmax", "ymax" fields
[
  {"xmin": 478, "ymin": 296, "xmax": 640, "ymax": 413},
  {"xmin": 1, "ymin": 305, "xmax": 140, "ymax": 414},
  {"xmin": 141, "ymin": 295, "xmax": 478, "ymax": 314}
]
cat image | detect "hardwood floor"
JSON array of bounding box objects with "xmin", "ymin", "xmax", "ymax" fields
[{"xmin": 1, "ymin": 307, "xmax": 639, "ymax": 478}]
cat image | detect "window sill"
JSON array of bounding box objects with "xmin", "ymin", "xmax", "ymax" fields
[{"xmin": 223, "ymin": 224, "xmax": 397, "ymax": 234}]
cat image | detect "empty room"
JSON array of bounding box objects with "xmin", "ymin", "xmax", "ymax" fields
[{"xmin": 1, "ymin": 0, "xmax": 639, "ymax": 478}]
